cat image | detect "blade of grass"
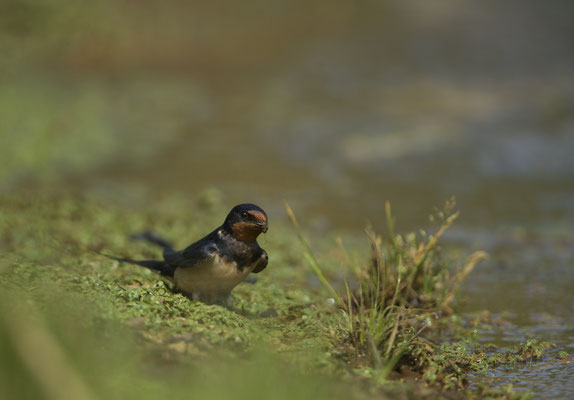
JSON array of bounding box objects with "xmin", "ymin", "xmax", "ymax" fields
[
  {"xmin": 442, "ymin": 250, "xmax": 487, "ymax": 308},
  {"xmin": 385, "ymin": 308, "xmax": 403, "ymax": 357},
  {"xmin": 284, "ymin": 201, "xmax": 343, "ymax": 306},
  {"xmin": 1, "ymin": 305, "xmax": 96, "ymax": 400},
  {"xmin": 385, "ymin": 201, "xmax": 395, "ymax": 242},
  {"xmin": 415, "ymin": 211, "xmax": 459, "ymax": 268},
  {"xmin": 367, "ymin": 332, "xmax": 383, "ymax": 369}
]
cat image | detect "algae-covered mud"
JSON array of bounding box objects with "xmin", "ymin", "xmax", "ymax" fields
[
  {"xmin": 2, "ymin": 1, "xmax": 574, "ymax": 398},
  {"xmin": 0, "ymin": 193, "xmax": 563, "ymax": 399}
]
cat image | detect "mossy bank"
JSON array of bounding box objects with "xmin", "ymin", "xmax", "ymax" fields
[{"xmin": 0, "ymin": 191, "xmax": 557, "ymax": 399}]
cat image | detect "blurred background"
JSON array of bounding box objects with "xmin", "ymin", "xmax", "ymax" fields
[
  {"xmin": 2, "ymin": 0, "xmax": 574, "ymax": 230},
  {"xmin": 1, "ymin": 0, "xmax": 573, "ymax": 396}
]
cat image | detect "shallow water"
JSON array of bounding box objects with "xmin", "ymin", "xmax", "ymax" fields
[
  {"xmin": 2, "ymin": 1, "xmax": 574, "ymax": 397},
  {"xmin": 454, "ymin": 229, "xmax": 574, "ymax": 398}
]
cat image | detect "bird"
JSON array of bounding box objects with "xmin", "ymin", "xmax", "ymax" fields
[{"xmin": 105, "ymin": 203, "xmax": 269, "ymax": 306}]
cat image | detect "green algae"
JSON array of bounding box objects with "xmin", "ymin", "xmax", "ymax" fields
[{"xmin": 0, "ymin": 191, "xmax": 556, "ymax": 399}]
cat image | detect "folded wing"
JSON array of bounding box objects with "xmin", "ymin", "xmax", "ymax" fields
[{"xmin": 163, "ymin": 238, "xmax": 218, "ymax": 269}]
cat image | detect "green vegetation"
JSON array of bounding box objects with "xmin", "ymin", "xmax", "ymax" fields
[
  {"xmin": 286, "ymin": 199, "xmax": 485, "ymax": 367},
  {"xmin": 0, "ymin": 191, "xmax": 558, "ymax": 399},
  {"xmin": 286, "ymin": 199, "xmax": 557, "ymax": 396}
]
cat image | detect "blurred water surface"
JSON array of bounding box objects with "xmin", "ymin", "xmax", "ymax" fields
[{"xmin": 1, "ymin": 1, "xmax": 573, "ymax": 397}]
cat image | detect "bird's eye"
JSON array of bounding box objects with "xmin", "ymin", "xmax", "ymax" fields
[{"xmin": 240, "ymin": 211, "xmax": 250, "ymax": 219}]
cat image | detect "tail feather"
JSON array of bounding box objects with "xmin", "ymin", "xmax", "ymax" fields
[
  {"xmin": 101, "ymin": 253, "xmax": 175, "ymax": 278},
  {"xmin": 130, "ymin": 231, "xmax": 174, "ymax": 251}
]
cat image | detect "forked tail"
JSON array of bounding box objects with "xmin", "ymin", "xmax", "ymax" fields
[
  {"xmin": 130, "ymin": 231, "xmax": 174, "ymax": 251},
  {"xmin": 101, "ymin": 254, "xmax": 175, "ymax": 278}
]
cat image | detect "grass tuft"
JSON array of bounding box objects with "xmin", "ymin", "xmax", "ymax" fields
[{"xmin": 285, "ymin": 198, "xmax": 488, "ymax": 378}]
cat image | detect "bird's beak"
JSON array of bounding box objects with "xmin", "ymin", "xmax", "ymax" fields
[{"xmin": 257, "ymin": 221, "xmax": 268, "ymax": 233}]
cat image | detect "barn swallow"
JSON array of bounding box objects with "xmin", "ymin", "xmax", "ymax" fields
[{"xmin": 105, "ymin": 204, "xmax": 268, "ymax": 306}]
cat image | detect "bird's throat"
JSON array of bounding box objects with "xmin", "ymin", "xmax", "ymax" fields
[{"xmin": 229, "ymin": 222, "xmax": 261, "ymax": 243}]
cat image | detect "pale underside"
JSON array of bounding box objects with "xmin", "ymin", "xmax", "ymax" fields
[{"xmin": 173, "ymin": 254, "xmax": 255, "ymax": 305}]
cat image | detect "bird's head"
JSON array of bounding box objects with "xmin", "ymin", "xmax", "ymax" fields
[{"xmin": 224, "ymin": 203, "xmax": 268, "ymax": 242}]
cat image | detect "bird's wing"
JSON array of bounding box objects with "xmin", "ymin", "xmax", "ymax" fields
[
  {"xmin": 164, "ymin": 236, "xmax": 219, "ymax": 268},
  {"xmin": 252, "ymin": 249, "xmax": 268, "ymax": 273}
]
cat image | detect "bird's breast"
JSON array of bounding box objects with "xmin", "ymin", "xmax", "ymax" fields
[{"xmin": 173, "ymin": 254, "xmax": 254, "ymax": 295}]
